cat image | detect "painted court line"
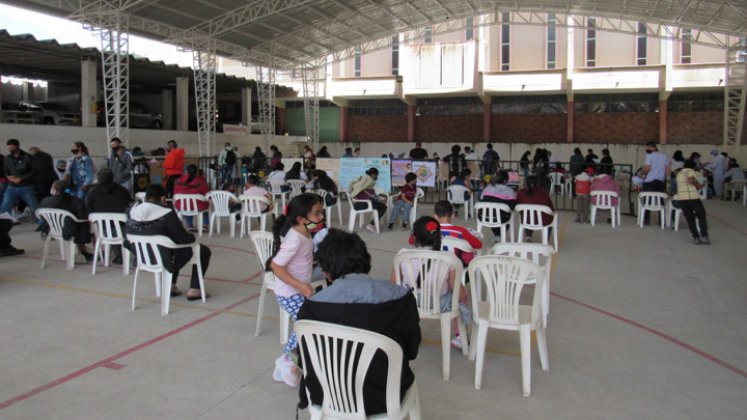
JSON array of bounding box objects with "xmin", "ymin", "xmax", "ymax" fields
[
  {"xmin": 0, "ymin": 291, "xmax": 262, "ymax": 410},
  {"xmin": 708, "ymin": 214, "xmax": 747, "ymax": 237}
]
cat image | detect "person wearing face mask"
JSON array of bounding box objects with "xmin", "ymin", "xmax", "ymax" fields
[
  {"xmin": 161, "ymin": 140, "xmax": 185, "ymax": 199},
  {"xmin": 64, "ymin": 141, "xmax": 95, "ymax": 199},
  {"xmin": 39, "ymin": 180, "xmax": 94, "ymax": 261},
  {"xmin": 1, "ymin": 138, "xmax": 39, "ymax": 219},
  {"xmin": 348, "ymin": 167, "xmax": 387, "ymax": 233},
  {"xmin": 107, "ymin": 137, "xmax": 134, "ymax": 194},
  {"xmin": 125, "ymin": 184, "xmax": 211, "ymax": 301},
  {"xmin": 639, "ymin": 142, "xmax": 670, "ymax": 225}
]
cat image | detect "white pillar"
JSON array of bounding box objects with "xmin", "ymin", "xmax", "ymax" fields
[
  {"xmin": 80, "ymin": 59, "xmax": 97, "ymax": 128},
  {"xmin": 176, "ymin": 76, "xmax": 189, "ymax": 131},
  {"xmin": 162, "ymin": 89, "xmax": 173, "ymax": 130},
  {"xmin": 241, "ymin": 86, "xmax": 252, "ymax": 125}
]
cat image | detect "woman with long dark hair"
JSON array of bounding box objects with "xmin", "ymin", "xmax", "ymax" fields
[{"xmin": 174, "ymin": 164, "xmax": 210, "ymax": 231}]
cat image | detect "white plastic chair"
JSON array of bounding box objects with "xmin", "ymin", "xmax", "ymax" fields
[
  {"xmin": 135, "ymin": 192, "xmax": 146, "ymax": 203},
  {"xmin": 35, "ymin": 208, "xmax": 85, "ymax": 271},
  {"xmin": 409, "ymin": 187, "xmax": 425, "ymax": 226},
  {"xmin": 590, "ymin": 191, "xmax": 621, "ymax": 228},
  {"xmin": 490, "ymin": 243, "xmax": 554, "ymax": 327},
  {"xmin": 474, "ymin": 202, "xmax": 514, "ymax": 243},
  {"xmin": 206, "ymin": 191, "xmax": 240, "ymax": 238},
  {"xmin": 173, "ymin": 194, "xmax": 209, "ymax": 237},
  {"xmin": 313, "ymin": 189, "xmax": 343, "ymax": 227},
  {"xmin": 250, "ymin": 231, "xmax": 291, "ymax": 344},
  {"xmin": 637, "ymin": 192, "xmax": 668, "ymax": 229},
  {"xmin": 744, "ymin": 183, "xmax": 746, "ymax": 206},
  {"xmin": 468, "ymin": 255, "xmax": 549, "ymax": 396},
  {"xmin": 724, "ymin": 179, "xmax": 745, "ymax": 201},
  {"xmin": 90, "ymin": 212, "xmax": 130, "ymax": 275},
  {"xmin": 515, "ymin": 204, "xmax": 558, "ymax": 251},
  {"xmin": 239, "ymin": 195, "xmax": 270, "ymax": 238},
  {"xmin": 267, "ymin": 179, "xmax": 289, "ymax": 217},
  {"xmin": 548, "ymin": 172, "xmax": 566, "ymax": 196},
  {"xmin": 446, "ymin": 185, "xmax": 472, "ymax": 220},
  {"xmin": 295, "ymin": 320, "xmax": 421, "ymax": 420},
  {"xmin": 286, "ymin": 179, "xmax": 306, "ymax": 199},
  {"xmin": 346, "ymin": 192, "xmax": 380, "ymax": 234},
  {"xmin": 127, "ymin": 234, "xmax": 206, "ymax": 315},
  {"xmin": 393, "ymin": 250, "xmax": 467, "ymax": 381}
]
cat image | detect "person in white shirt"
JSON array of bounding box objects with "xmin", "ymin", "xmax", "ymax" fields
[
  {"xmin": 706, "ymin": 149, "xmax": 726, "ymax": 197},
  {"xmin": 464, "ymin": 146, "xmax": 477, "ymax": 161},
  {"xmin": 639, "ymin": 142, "xmax": 669, "ymax": 224}
]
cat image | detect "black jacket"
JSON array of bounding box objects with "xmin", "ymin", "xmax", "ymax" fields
[
  {"xmin": 86, "ymin": 183, "xmax": 133, "ymax": 213},
  {"xmin": 31, "ymin": 151, "xmax": 58, "ymax": 197},
  {"xmin": 39, "ymin": 193, "xmax": 90, "ymax": 243},
  {"xmin": 4, "ymin": 150, "xmax": 36, "ymax": 187},
  {"xmin": 124, "ymin": 202, "xmax": 196, "ymax": 273},
  {"xmin": 297, "ymin": 292, "xmax": 420, "ymax": 415}
]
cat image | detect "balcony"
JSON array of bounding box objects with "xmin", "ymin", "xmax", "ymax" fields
[
  {"xmin": 671, "ymin": 64, "xmax": 725, "ymax": 89},
  {"xmin": 329, "ymin": 76, "xmax": 402, "ymax": 99},
  {"xmin": 573, "ymin": 66, "xmax": 663, "ymax": 92},
  {"xmin": 482, "ymin": 70, "xmax": 566, "ymax": 94}
]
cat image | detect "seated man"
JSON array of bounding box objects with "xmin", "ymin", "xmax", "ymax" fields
[
  {"xmin": 125, "ymin": 184, "xmax": 210, "ymax": 300},
  {"xmin": 297, "ymin": 229, "xmax": 421, "ymax": 415},
  {"xmin": 39, "ymin": 180, "xmax": 93, "ymax": 261},
  {"xmin": 0, "ymin": 217, "xmax": 24, "ymax": 256},
  {"xmin": 86, "ymin": 169, "xmax": 133, "ymax": 265}
]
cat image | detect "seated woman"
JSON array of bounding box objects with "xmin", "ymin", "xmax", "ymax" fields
[
  {"xmin": 39, "ymin": 180, "xmax": 93, "ymax": 261},
  {"xmin": 591, "ymin": 173, "xmax": 622, "ymax": 224},
  {"xmin": 449, "ymin": 168, "xmax": 472, "ymax": 216},
  {"xmin": 267, "ymin": 162, "xmax": 289, "ymax": 192},
  {"xmin": 174, "ymin": 164, "xmax": 210, "ymax": 231},
  {"xmin": 311, "ymin": 169, "xmax": 338, "ymax": 206},
  {"xmin": 348, "ymin": 168, "xmax": 387, "ymax": 233},
  {"xmin": 517, "ymin": 175, "xmax": 554, "ymax": 242},
  {"xmin": 480, "ymin": 170, "xmax": 517, "ymax": 241},
  {"xmin": 243, "ymin": 174, "xmax": 274, "ymax": 213},
  {"xmin": 284, "ymin": 162, "xmax": 308, "ymax": 182}
]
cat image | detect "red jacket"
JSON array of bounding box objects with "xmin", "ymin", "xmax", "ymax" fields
[
  {"xmin": 162, "ymin": 148, "xmax": 185, "ymax": 176},
  {"xmin": 174, "ymin": 174, "xmax": 210, "ymax": 211},
  {"xmin": 517, "ymin": 188, "xmax": 555, "ymax": 226}
]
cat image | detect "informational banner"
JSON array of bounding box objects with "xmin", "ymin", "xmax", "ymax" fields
[
  {"xmin": 391, "ymin": 160, "xmax": 413, "ymax": 187},
  {"xmin": 339, "ymin": 157, "xmax": 392, "ymax": 193},
  {"xmin": 315, "ymin": 158, "xmax": 340, "ymax": 184},
  {"xmin": 412, "ymin": 161, "xmax": 437, "ymax": 187}
]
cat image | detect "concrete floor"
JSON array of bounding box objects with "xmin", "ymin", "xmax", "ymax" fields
[{"xmin": 1, "ymin": 198, "xmax": 746, "ymax": 419}]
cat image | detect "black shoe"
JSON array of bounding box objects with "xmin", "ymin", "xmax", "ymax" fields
[
  {"xmin": 693, "ymin": 237, "xmax": 703, "ymax": 245},
  {"xmin": 82, "ymin": 252, "xmax": 94, "ymax": 262},
  {"xmin": 112, "ymin": 256, "xmax": 123, "ymax": 265},
  {"xmin": 700, "ymin": 236, "xmax": 711, "ymax": 245},
  {"xmin": 387, "ymin": 223, "xmax": 394, "ymax": 230},
  {"xmin": 643, "ymin": 220, "xmax": 651, "ymax": 226},
  {"xmin": 0, "ymin": 247, "xmax": 24, "ymax": 257},
  {"xmin": 402, "ymin": 223, "xmax": 407, "ymax": 229}
]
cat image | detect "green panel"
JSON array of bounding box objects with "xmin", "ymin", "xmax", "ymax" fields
[{"xmin": 284, "ymin": 106, "xmax": 340, "ymax": 143}]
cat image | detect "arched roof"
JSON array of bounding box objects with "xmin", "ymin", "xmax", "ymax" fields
[{"xmin": 5, "ymin": 0, "xmax": 747, "ymax": 68}]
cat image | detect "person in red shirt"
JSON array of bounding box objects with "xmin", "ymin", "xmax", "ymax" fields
[
  {"xmin": 434, "ymin": 200, "xmax": 483, "ymax": 266},
  {"xmin": 388, "ymin": 172, "xmax": 418, "ymax": 230},
  {"xmin": 162, "ymin": 140, "xmax": 185, "ymax": 198},
  {"xmin": 517, "ymin": 175, "xmax": 555, "ymax": 242},
  {"xmin": 174, "ymin": 164, "xmax": 210, "ymax": 231}
]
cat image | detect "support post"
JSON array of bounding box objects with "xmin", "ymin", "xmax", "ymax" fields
[
  {"xmin": 724, "ymin": 38, "xmax": 747, "ymax": 152},
  {"xmin": 483, "ymin": 102, "xmax": 491, "ymax": 142},
  {"xmin": 97, "ymin": 21, "xmax": 129, "ymax": 142},
  {"xmin": 339, "ymin": 106, "xmax": 348, "ymax": 142},
  {"xmin": 162, "ymin": 89, "xmax": 173, "ymax": 130},
  {"xmin": 256, "ymin": 65, "xmax": 277, "ymax": 146},
  {"xmin": 567, "ymin": 100, "xmax": 575, "ymax": 143},
  {"xmin": 407, "ymin": 104, "xmax": 416, "ymax": 142},
  {"xmin": 176, "ymin": 76, "xmax": 189, "ymax": 131},
  {"xmin": 302, "ymin": 59, "xmax": 326, "ymax": 150},
  {"xmin": 80, "ymin": 59, "xmax": 97, "ymax": 128},
  {"xmin": 192, "ymin": 41, "xmax": 217, "ymax": 157},
  {"xmin": 241, "ymin": 86, "xmax": 252, "ymax": 126}
]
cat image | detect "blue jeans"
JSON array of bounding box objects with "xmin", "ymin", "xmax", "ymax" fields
[
  {"xmin": 0, "ymin": 185, "xmax": 39, "ymax": 220},
  {"xmin": 184, "ymin": 213, "xmax": 210, "ymax": 227},
  {"xmin": 388, "ymin": 200, "xmax": 413, "ymax": 226},
  {"xmin": 221, "ymin": 164, "xmax": 234, "ymax": 185}
]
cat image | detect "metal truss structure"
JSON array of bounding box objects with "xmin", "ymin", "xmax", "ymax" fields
[
  {"xmin": 724, "ymin": 39, "xmax": 747, "ymax": 148},
  {"xmin": 256, "ymin": 65, "xmax": 276, "ymax": 145},
  {"xmin": 301, "ymin": 58, "xmax": 326, "ymax": 149},
  {"xmin": 192, "ymin": 40, "xmax": 217, "ymax": 158}
]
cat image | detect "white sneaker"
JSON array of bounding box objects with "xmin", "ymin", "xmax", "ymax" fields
[
  {"xmin": 275, "ymin": 353, "xmax": 301, "ymax": 387},
  {"xmin": 450, "ymin": 336, "xmax": 463, "ymax": 350}
]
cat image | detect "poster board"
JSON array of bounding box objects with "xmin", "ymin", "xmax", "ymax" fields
[
  {"xmin": 391, "ymin": 160, "xmax": 413, "ymax": 187},
  {"xmin": 315, "ymin": 158, "xmax": 340, "ymax": 185},
  {"xmin": 412, "ymin": 161, "xmax": 437, "ymax": 187},
  {"xmin": 338, "ymin": 157, "xmax": 392, "ymax": 193}
]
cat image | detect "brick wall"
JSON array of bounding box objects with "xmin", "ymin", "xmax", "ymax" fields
[
  {"xmin": 347, "ymin": 115, "xmax": 408, "ymax": 142},
  {"xmin": 415, "ymin": 115, "xmax": 484, "ymax": 142},
  {"xmin": 575, "ymin": 113, "xmax": 658, "ymax": 143},
  {"xmin": 668, "ymin": 111, "xmax": 722, "ymax": 144},
  {"xmin": 493, "ymin": 114, "xmax": 566, "ymax": 143}
]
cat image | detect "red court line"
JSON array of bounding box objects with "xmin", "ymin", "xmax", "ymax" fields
[
  {"xmin": 551, "ymin": 291, "xmax": 747, "ymax": 379},
  {"xmin": 0, "ymin": 291, "xmax": 262, "ymax": 410},
  {"xmin": 367, "ymin": 246, "xmax": 397, "ymax": 254},
  {"xmin": 708, "ymin": 214, "xmax": 747, "ymax": 237},
  {"xmin": 210, "ymin": 244, "xmax": 256, "ymax": 255}
]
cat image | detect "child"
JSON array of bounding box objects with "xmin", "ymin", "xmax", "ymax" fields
[
  {"xmin": 388, "ymin": 172, "xmax": 418, "ymax": 230},
  {"xmin": 480, "ymin": 170, "xmax": 517, "ymax": 242},
  {"xmin": 574, "ymin": 167, "xmax": 593, "ymax": 223},
  {"xmin": 433, "ymin": 200, "xmax": 482, "ymax": 267},
  {"xmin": 395, "ymin": 216, "xmax": 472, "ymax": 348},
  {"xmin": 266, "ymin": 193, "xmax": 325, "ymax": 387},
  {"xmin": 243, "ymin": 174, "xmax": 274, "ymax": 213}
]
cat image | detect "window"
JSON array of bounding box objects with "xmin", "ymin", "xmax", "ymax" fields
[
  {"xmin": 354, "ymin": 46, "xmax": 361, "ymax": 77},
  {"xmin": 424, "ymin": 26, "xmax": 432, "ymax": 43},
  {"xmin": 547, "ymin": 13, "xmax": 557, "ymax": 69},
  {"xmin": 349, "ymin": 99, "xmax": 407, "ymax": 116},
  {"xmin": 586, "ymin": 17, "xmax": 596, "ymax": 67},
  {"xmin": 466, "ymin": 17, "xmax": 474, "ymax": 40},
  {"xmin": 637, "ymin": 22, "xmax": 647, "ymax": 65},
  {"xmin": 417, "ymin": 97, "xmax": 483, "ymax": 115},
  {"xmin": 681, "ymin": 29, "xmax": 692, "ymax": 64},
  {"xmin": 575, "ymin": 93, "xmax": 658, "ymax": 113},
  {"xmin": 391, "ymin": 36, "xmax": 399, "ymax": 75},
  {"xmin": 492, "ymin": 95, "xmax": 567, "ymax": 114},
  {"xmin": 501, "ymin": 12, "xmax": 510, "ymax": 71},
  {"xmin": 667, "ymin": 92, "xmax": 723, "ymax": 112}
]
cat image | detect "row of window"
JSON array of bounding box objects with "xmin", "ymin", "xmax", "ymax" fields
[{"xmin": 352, "ymin": 16, "xmax": 699, "ymax": 77}]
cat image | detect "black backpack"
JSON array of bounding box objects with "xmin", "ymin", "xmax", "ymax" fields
[{"xmin": 225, "ymin": 149, "xmax": 236, "ymax": 165}]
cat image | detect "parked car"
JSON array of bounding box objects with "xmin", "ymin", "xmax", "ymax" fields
[
  {"xmin": 96, "ymin": 101, "xmax": 164, "ymax": 129},
  {"xmin": 0, "ymin": 101, "xmax": 43, "ymax": 124},
  {"xmin": 18, "ymin": 101, "xmax": 81, "ymax": 125}
]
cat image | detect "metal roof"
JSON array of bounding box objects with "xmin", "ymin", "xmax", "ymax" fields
[{"xmin": 4, "ymin": 0, "xmax": 747, "ymax": 69}]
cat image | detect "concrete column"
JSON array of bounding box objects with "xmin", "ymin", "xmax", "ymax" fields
[
  {"xmin": 80, "ymin": 59, "xmax": 97, "ymax": 128},
  {"xmin": 175, "ymin": 76, "xmax": 189, "ymax": 131},
  {"xmin": 659, "ymin": 100, "xmax": 668, "ymax": 144},
  {"xmin": 483, "ymin": 102, "xmax": 491, "ymax": 142},
  {"xmin": 162, "ymin": 89, "xmax": 174, "ymax": 130},
  {"xmin": 567, "ymin": 101, "xmax": 575, "ymax": 143},
  {"xmin": 241, "ymin": 86, "xmax": 252, "ymax": 126},
  {"xmin": 276, "ymin": 107, "xmax": 286, "ymax": 134},
  {"xmin": 407, "ymin": 104, "xmax": 416, "ymax": 142},
  {"xmin": 339, "ymin": 106, "xmax": 348, "ymax": 142}
]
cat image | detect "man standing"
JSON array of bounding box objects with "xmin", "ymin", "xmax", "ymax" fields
[
  {"xmin": 408, "ymin": 142, "xmax": 428, "ymax": 161},
  {"xmin": 218, "ymin": 142, "xmax": 236, "ymax": 185},
  {"xmin": 706, "ymin": 149, "xmax": 726, "ymax": 198},
  {"xmin": 161, "ymin": 140, "xmax": 185, "ymax": 198},
  {"xmin": 28, "ymin": 147, "xmax": 58, "ymax": 203},
  {"xmin": 481, "ymin": 143, "xmax": 500, "ymax": 175},
  {"xmin": 107, "ymin": 137, "xmax": 134, "ymax": 193},
  {"xmin": 639, "ymin": 141, "xmax": 670, "ymax": 224},
  {"xmin": 297, "ymin": 229, "xmax": 420, "ymax": 415},
  {"xmin": 1, "ymin": 139, "xmax": 39, "ymax": 219}
]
